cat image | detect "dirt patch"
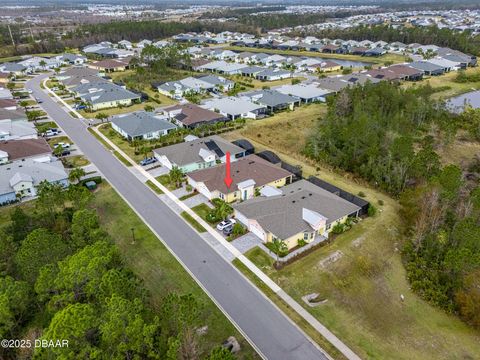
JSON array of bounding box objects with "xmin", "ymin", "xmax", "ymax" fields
[{"xmin": 317, "ymin": 250, "xmax": 343, "ymax": 269}]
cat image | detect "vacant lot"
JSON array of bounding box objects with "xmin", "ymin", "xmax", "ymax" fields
[
  {"xmin": 403, "ymin": 66, "xmax": 480, "ymax": 100},
  {"xmin": 223, "ymin": 101, "xmax": 480, "ymax": 359}
]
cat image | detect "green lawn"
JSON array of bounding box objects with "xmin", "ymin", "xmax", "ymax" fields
[
  {"xmin": 91, "ymin": 183, "xmax": 257, "ymax": 358},
  {"xmin": 97, "ymin": 124, "xmax": 141, "ymax": 161},
  {"xmin": 191, "ymin": 203, "xmax": 212, "ymax": 222},
  {"xmin": 180, "ymin": 211, "xmax": 207, "ymax": 233},
  {"xmin": 223, "ymin": 96, "xmax": 480, "ymax": 360},
  {"xmin": 179, "ymin": 192, "xmax": 197, "ymax": 201},
  {"xmin": 61, "ymin": 155, "xmax": 90, "ymax": 168},
  {"xmin": 156, "ymin": 174, "xmax": 181, "ymax": 191},
  {"xmin": 35, "ymin": 121, "xmax": 58, "ymax": 133},
  {"xmin": 403, "ymin": 66, "xmax": 480, "ymax": 100},
  {"xmin": 145, "ymin": 180, "xmax": 164, "ymax": 194}
]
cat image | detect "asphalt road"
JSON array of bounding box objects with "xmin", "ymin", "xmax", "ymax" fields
[{"xmin": 27, "ymin": 75, "xmax": 329, "ymax": 360}]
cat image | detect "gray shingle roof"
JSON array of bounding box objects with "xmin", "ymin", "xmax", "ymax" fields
[
  {"xmin": 0, "ymin": 158, "xmax": 67, "ymax": 196},
  {"xmin": 153, "ymin": 135, "xmax": 244, "ymax": 167},
  {"xmin": 243, "ymin": 90, "xmax": 298, "ymax": 107},
  {"xmin": 234, "ymin": 180, "xmax": 360, "ymax": 239},
  {"xmin": 111, "ymin": 111, "xmax": 176, "ymax": 137}
]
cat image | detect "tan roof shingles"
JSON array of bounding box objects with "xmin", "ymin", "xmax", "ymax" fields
[
  {"xmin": 165, "ymin": 103, "xmax": 226, "ymax": 126},
  {"xmin": 0, "ymin": 138, "xmax": 51, "ymax": 161},
  {"xmin": 188, "ymin": 154, "xmax": 293, "ymax": 195}
]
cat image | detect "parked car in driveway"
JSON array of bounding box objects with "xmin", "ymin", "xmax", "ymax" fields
[
  {"xmin": 139, "ymin": 157, "xmax": 157, "ymax": 166},
  {"xmin": 223, "ymin": 224, "xmax": 234, "ymax": 236},
  {"xmin": 56, "ymin": 149, "xmax": 71, "ymax": 157},
  {"xmin": 216, "ymin": 218, "xmax": 236, "ymax": 231},
  {"xmin": 53, "ymin": 142, "xmax": 71, "ymax": 149}
]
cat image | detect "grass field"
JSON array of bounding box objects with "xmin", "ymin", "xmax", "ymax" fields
[
  {"xmin": 180, "ymin": 211, "xmax": 207, "ymax": 233},
  {"xmin": 402, "ymin": 66, "xmax": 480, "ymax": 100},
  {"xmin": 91, "ymin": 184, "xmax": 257, "ymax": 358},
  {"xmin": 222, "ymin": 100, "xmax": 480, "ymax": 359},
  {"xmin": 97, "ymin": 124, "xmax": 142, "ymax": 162},
  {"xmin": 145, "ymin": 179, "xmax": 164, "ymax": 194},
  {"xmin": 224, "ymin": 46, "xmax": 407, "ymax": 65}
]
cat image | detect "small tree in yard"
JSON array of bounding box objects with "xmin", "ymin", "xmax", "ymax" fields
[
  {"xmin": 95, "ymin": 112, "xmax": 108, "ymax": 123},
  {"xmin": 26, "ymin": 110, "xmax": 43, "ymax": 124},
  {"xmin": 144, "ymin": 104, "xmax": 155, "ymax": 112},
  {"xmin": 271, "ymin": 238, "xmax": 288, "ymax": 268},
  {"xmin": 68, "ymin": 167, "xmax": 86, "ymax": 184},
  {"xmin": 214, "ymin": 201, "xmax": 231, "ymax": 221},
  {"xmin": 53, "ymin": 146, "xmax": 65, "ymax": 157},
  {"xmin": 169, "ymin": 166, "xmax": 183, "ymax": 188},
  {"xmin": 39, "ymin": 60, "xmax": 47, "ymax": 70}
]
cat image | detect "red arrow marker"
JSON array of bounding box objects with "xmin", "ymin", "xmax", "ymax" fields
[{"xmin": 224, "ymin": 151, "xmax": 233, "ymax": 188}]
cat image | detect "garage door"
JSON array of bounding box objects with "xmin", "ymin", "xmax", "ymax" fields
[{"xmin": 250, "ymin": 222, "xmax": 265, "ymax": 241}]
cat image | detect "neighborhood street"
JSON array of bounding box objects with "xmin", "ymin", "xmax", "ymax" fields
[{"xmin": 27, "ymin": 74, "xmax": 329, "ymax": 360}]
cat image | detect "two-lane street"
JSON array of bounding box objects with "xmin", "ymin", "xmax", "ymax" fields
[{"xmin": 27, "ymin": 74, "xmax": 329, "ymax": 360}]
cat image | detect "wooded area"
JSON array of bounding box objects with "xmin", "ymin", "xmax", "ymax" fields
[
  {"xmin": 0, "ymin": 182, "xmax": 235, "ymax": 359},
  {"xmin": 304, "ymin": 82, "xmax": 480, "ymax": 328}
]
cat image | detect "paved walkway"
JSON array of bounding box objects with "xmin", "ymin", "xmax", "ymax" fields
[
  {"xmin": 43, "ymin": 78, "xmax": 361, "ymax": 360},
  {"xmin": 183, "ymin": 193, "xmax": 211, "ymax": 208},
  {"xmin": 231, "ymin": 233, "xmax": 263, "ymax": 254}
]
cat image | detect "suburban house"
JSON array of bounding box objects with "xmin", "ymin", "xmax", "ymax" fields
[
  {"xmin": 88, "ymin": 58, "xmax": 132, "ymax": 72},
  {"xmin": 387, "ymin": 64, "xmax": 424, "ymax": 81},
  {"xmin": 0, "ymin": 62, "xmax": 27, "ymax": 76},
  {"xmin": 157, "ymin": 75, "xmax": 233, "ymax": 98},
  {"xmin": 409, "ymin": 61, "xmax": 445, "ymax": 76},
  {"xmin": 18, "ymin": 56, "xmax": 62, "ymax": 72},
  {"xmin": 111, "ymin": 111, "xmax": 177, "ymax": 141},
  {"xmin": 202, "ymin": 97, "xmax": 267, "ymax": 120},
  {"xmin": 56, "ymin": 67, "xmax": 105, "ymax": 88},
  {"xmin": 0, "ymin": 138, "xmax": 51, "ymax": 164},
  {"xmin": 240, "ymin": 66, "xmax": 266, "ymax": 77},
  {"xmin": 233, "ymin": 180, "xmax": 361, "ymax": 250},
  {"xmin": 428, "ymin": 57, "xmax": 462, "ymax": 72},
  {"xmin": 276, "ymin": 84, "xmax": 333, "ymax": 103},
  {"xmin": 187, "ymin": 154, "xmax": 294, "ymax": 203},
  {"xmin": 56, "ymin": 53, "xmax": 87, "ymax": 65},
  {"xmin": 0, "ymin": 157, "xmax": 68, "ymax": 204},
  {"xmin": 71, "ymin": 82, "xmax": 141, "ymax": 111},
  {"xmin": 163, "ymin": 103, "xmax": 228, "ymax": 128},
  {"xmin": 240, "ymin": 90, "xmax": 299, "ymax": 113},
  {"xmin": 255, "ymin": 69, "xmax": 292, "ymax": 81},
  {"xmin": 0, "ymin": 120, "xmax": 37, "ymax": 141},
  {"xmin": 153, "ymin": 135, "xmax": 245, "ymax": 173}
]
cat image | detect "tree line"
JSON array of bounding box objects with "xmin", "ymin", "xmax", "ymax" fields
[
  {"xmin": 0, "ymin": 182, "xmax": 235, "ymax": 359},
  {"xmin": 304, "ymin": 81, "xmax": 480, "ymax": 328}
]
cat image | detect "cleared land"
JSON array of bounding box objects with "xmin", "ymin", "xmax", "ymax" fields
[
  {"xmin": 402, "ymin": 66, "xmax": 480, "ymax": 100},
  {"xmin": 223, "ymin": 101, "xmax": 480, "ymax": 360}
]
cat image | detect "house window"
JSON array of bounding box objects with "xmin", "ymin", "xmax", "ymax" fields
[
  {"xmin": 303, "ymin": 232, "xmax": 309, "ymax": 240},
  {"xmin": 219, "ymin": 193, "xmax": 224, "ymax": 200},
  {"xmin": 326, "ymin": 223, "xmax": 331, "ymax": 230}
]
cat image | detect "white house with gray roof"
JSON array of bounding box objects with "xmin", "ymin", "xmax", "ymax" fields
[
  {"xmin": 72, "ymin": 82, "xmax": 141, "ymax": 111},
  {"xmin": 202, "ymin": 97, "xmax": 267, "ymax": 120},
  {"xmin": 0, "ymin": 157, "xmax": 68, "ymax": 204},
  {"xmin": 111, "ymin": 111, "xmax": 177, "ymax": 141},
  {"xmin": 240, "ymin": 90, "xmax": 299, "ymax": 113},
  {"xmin": 276, "ymin": 84, "xmax": 333, "ymax": 103},
  {"xmin": 0, "ymin": 120, "xmax": 37, "ymax": 141},
  {"xmin": 153, "ymin": 135, "xmax": 245, "ymax": 172}
]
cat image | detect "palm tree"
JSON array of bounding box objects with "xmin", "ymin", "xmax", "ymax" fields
[
  {"xmin": 271, "ymin": 238, "xmax": 288, "ymax": 268},
  {"xmin": 68, "ymin": 167, "xmax": 85, "ymax": 184},
  {"xmin": 214, "ymin": 200, "xmax": 231, "ymax": 221},
  {"xmin": 39, "ymin": 60, "xmax": 47, "ymax": 71},
  {"xmin": 168, "ymin": 166, "xmax": 183, "ymax": 188}
]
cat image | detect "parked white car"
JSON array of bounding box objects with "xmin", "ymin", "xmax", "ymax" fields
[
  {"xmin": 53, "ymin": 142, "xmax": 71, "ymax": 149},
  {"xmin": 216, "ymin": 218, "xmax": 236, "ymax": 231}
]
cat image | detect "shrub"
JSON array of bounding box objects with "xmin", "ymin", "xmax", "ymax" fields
[
  {"xmin": 331, "ymin": 223, "xmax": 345, "ymax": 234},
  {"xmin": 378, "ymin": 199, "xmax": 384, "ymax": 206},
  {"xmin": 297, "ymin": 239, "xmax": 307, "ymax": 247},
  {"xmin": 358, "ymin": 191, "xmax": 366, "ymax": 197},
  {"xmin": 185, "ymin": 184, "xmax": 192, "ymax": 192},
  {"xmin": 232, "ymin": 223, "xmax": 246, "ymax": 236},
  {"xmin": 368, "ymin": 204, "xmax": 377, "ymax": 217}
]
